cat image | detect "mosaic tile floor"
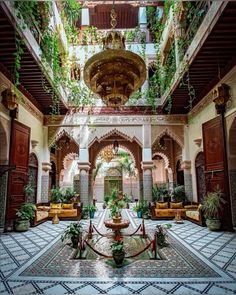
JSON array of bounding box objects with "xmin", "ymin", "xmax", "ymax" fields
[{"xmin": 0, "ymin": 205, "xmax": 236, "ymax": 294}]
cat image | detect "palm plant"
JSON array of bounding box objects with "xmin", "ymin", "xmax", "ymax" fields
[{"xmin": 118, "ymin": 151, "xmax": 136, "ymax": 199}]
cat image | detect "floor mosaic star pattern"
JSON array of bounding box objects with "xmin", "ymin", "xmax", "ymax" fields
[{"xmin": 0, "ymin": 206, "xmax": 236, "ymax": 294}]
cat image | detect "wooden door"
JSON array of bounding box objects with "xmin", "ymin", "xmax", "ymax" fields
[
  {"xmin": 203, "ymin": 116, "xmax": 233, "ymax": 230},
  {"xmin": 195, "ymin": 152, "xmax": 206, "ymax": 203},
  {"xmin": 6, "ymin": 120, "xmax": 30, "ymax": 228}
]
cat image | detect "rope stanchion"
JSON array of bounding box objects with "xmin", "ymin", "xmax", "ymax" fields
[
  {"xmin": 88, "ymin": 220, "xmax": 93, "ymax": 239},
  {"xmin": 85, "ymin": 240, "xmax": 112, "ymax": 258}
]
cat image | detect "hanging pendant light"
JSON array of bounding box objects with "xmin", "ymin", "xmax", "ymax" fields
[{"xmin": 84, "ymin": 8, "xmax": 146, "ymax": 108}]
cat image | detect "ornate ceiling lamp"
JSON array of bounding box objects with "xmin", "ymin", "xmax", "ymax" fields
[
  {"xmin": 101, "ymin": 146, "xmax": 114, "ymax": 163},
  {"xmin": 84, "ymin": 8, "xmax": 146, "ymax": 107}
]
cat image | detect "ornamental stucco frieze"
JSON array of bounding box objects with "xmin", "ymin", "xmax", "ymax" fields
[{"xmin": 44, "ymin": 114, "xmax": 187, "ymax": 126}]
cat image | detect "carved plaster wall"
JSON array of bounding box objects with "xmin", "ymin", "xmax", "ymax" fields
[
  {"xmin": 88, "ymin": 126, "xmax": 143, "ymax": 148},
  {"xmin": 151, "ymin": 125, "xmax": 184, "ymax": 148}
]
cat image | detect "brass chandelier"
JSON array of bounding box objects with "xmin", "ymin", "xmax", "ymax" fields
[{"xmin": 84, "ymin": 9, "xmax": 146, "ymax": 107}]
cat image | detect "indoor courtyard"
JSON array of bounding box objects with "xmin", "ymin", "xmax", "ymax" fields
[{"xmin": 0, "ymin": 1, "xmax": 236, "ymax": 294}]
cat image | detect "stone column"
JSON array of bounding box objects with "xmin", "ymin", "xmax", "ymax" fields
[
  {"xmin": 142, "ymin": 124, "xmax": 153, "ymax": 201},
  {"xmin": 41, "ymin": 162, "xmax": 51, "ymax": 202},
  {"xmin": 141, "ymin": 161, "xmax": 154, "ymax": 201},
  {"xmin": 78, "ymin": 162, "xmax": 90, "ymax": 205},
  {"xmin": 181, "ymin": 160, "xmax": 193, "ymax": 201},
  {"xmin": 81, "ymin": 8, "xmax": 90, "ymax": 26},
  {"xmin": 139, "ymin": 6, "xmax": 149, "ymax": 41},
  {"xmin": 167, "ymin": 168, "xmax": 174, "ymax": 192}
]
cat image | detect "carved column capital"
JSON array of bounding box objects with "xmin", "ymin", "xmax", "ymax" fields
[
  {"xmin": 42, "ymin": 162, "xmax": 51, "ymax": 172},
  {"xmin": 141, "ymin": 161, "xmax": 154, "ymax": 171},
  {"xmin": 78, "ymin": 162, "xmax": 91, "ymax": 174},
  {"xmin": 181, "ymin": 160, "xmax": 191, "ymax": 170}
]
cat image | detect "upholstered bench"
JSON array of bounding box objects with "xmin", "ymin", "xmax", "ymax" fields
[
  {"xmin": 149, "ymin": 201, "xmax": 200, "ymax": 220},
  {"xmin": 185, "ymin": 204, "xmax": 205, "ymax": 226}
]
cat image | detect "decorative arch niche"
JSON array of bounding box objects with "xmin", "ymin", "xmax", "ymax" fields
[{"xmin": 28, "ymin": 153, "xmax": 38, "ymax": 203}]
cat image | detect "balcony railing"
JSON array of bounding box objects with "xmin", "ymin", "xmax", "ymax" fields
[{"xmin": 179, "ymin": 1, "xmax": 211, "ymax": 59}]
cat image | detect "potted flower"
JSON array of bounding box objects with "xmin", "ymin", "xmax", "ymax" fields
[
  {"xmin": 15, "ymin": 203, "xmax": 36, "ymax": 232},
  {"xmin": 88, "ymin": 204, "xmax": 97, "ymax": 218},
  {"xmin": 61, "ymin": 222, "xmax": 83, "ymax": 248},
  {"xmin": 202, "ymin": 190, "xmax": 226, "ymax": 231},
  {"xmin": 111, "ymin": 239, "xmax": 125, "ymax": 267}
]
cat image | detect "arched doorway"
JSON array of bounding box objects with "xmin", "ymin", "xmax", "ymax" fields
[
  {"xmin": 50, "ymin": 161, "xmax": 56, "ymax": 189},
  {"xmin": 28, "ymin": 153, "xmax": 38, "ymax": 203},
  {"xmin": 195, "ymin": 152, "xmax": 206, "ymax": 203},
  {"xmin": 176, "ymin": 160, "xmax": 184, "ymax": 186}
]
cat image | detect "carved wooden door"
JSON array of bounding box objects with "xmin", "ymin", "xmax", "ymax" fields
[
  {"xmin": 202, "ymin": 116, "xmax": 233, "ymax": 230},
  {"xmin": 195, "ymin": 152, "xmax": 206, "ymax": 203},
  {"xmin": 6, "ymin": 120, "xmax": 30, "ymax": 228}
]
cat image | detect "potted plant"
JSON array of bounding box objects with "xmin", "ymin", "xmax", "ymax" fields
[
  {"xmin": 133, "ymin": 201, "xmax": 142, "ymax": 218},
  {"xmin": 172, "ymin": 185, "xmax": 187, "ymax": 202},
  {"xmin": 61, "ymin": 222, "xmax": 83, "ymax": 248},
  {"xmin": 152, "ymin": 184, "xmax": 169, "ymax": 202},
  {"xmin": 140, "ymin": 199, "xmax": 149, "ymax": 219},
  {"xmin": 88, "ymin": 204, "xmax": 97, "ymax": 218},
  {"xmin": 111, "ymin": 239, "xmax": 125, "ymax": 267},
  {"xmin": 202, "ymin": 190, "xmax": 226, "ymax": 231},
  {"xmin": 24, "ymin": 182, "xmax": 35, "ymax": 202},
  {"xmin": 82, "ymin": 205, "xmax": 90, "ymax": 219},
  {"xmin": 15, "ymin": 203, "xmax": 36, "ymax": 232},
  {"xmin": 50, "ymin": 186, "xmax": 63, "ymax": 204},
  {"xmin": 155, "ymin": 224, "xmax": 172, "ymax": 247},
  {"xmin": 63, "ymin": 187, "xmax": 76, "ymax": 203}
]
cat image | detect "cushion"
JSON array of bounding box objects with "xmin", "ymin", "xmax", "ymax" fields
[
  {"xmin": 36, "ymin": 211, "xmax": 48, "ymax": 221},
  {"xmin": 50, "ymin": 203, "xmax": 62, "ymax": 209},
  {"xmin": 186, "ymin": 210, "xmax": 199, "ymax": 221},
  {"xmin": 37, "ymin": 206, "xmax": 50, "ymax": 211},
  {"xmin": 198, "ymin": 204, "xmax": 202, "ymax": 210},
  {"xmin": 62, "ymin": 203, "xmax": 73, "ymax": 209},
  {"xmin": 156, "ymin": 202, "xmax": 168, "ymax": 209},
  {"xmin": 170, "ymin": 202, "xmax": 183, "ymax": 209},
  {"xmin": 184, "ymin": 205, "xmax": 198, "ymax": 209}
]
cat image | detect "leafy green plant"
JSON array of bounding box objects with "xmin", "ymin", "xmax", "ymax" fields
[
  {"xmin": 111, "ymin": 240, "xmax": 125, "ymax": 254},
  {"xmin": 50, "ymin": 187, "xmax": 63, "ymax": 203},
  {"xmin": 155, "ymin": 224, "xmax": 172, "ymax": 247},
  {"xmin": 61, "ymin": 222, "xmax": 82, "ymax": 248},
  {"xmin": 202, "ymin": 190, "xmax": 226, "ymax": 220},
  {"xmin": 63, "ymin": 187, "xmax": 76, "ymax": 203},
  {"xmin": 16, "ymin": 203, "xmax": 36, "ymax": 221},
  {"xmin": 172, "ymin": 185, "xmax": 187, "ymax": 202},
  {"xmin": 152, "ymin": 184, "xmax": 169, "ymax": 201}
]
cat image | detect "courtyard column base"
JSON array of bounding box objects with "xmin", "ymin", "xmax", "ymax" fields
[
  {"xmin": 181, "ymin": 160, "xmax": 193, "ymax": 201},
  {"xmin": 141, "ymin": 161, "xmax": 154, "ymax": 201},
  {"xmin": 78, "ymin": 162, "xmax": 91, "ymax": 205}
]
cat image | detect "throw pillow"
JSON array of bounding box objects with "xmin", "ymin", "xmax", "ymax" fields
[
  {"xmin": 170, "ymin": 202, "xmax": 183, "ymax": 209},
  {"xmin": 62, "ymin": 203, "xmax": 73, "ymax": 209},
  {"xmin": 156, "ymin": 202, "xmax": 168, "ymax": 209},
  {"xmin": 184, "ymin": 205, "xmax": 198, "ymax": 209},
  {"xmin": 50, "ymin": 203, "xmax": 62, "ymax": 209}
]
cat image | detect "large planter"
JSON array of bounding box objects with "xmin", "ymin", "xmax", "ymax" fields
[
  {"xmin": 137, "ymin": 211, "xmax": 142, "ymax": 218},
  {"xmin": 71, "ymin": 236, "xmax": 79, "ymax": 248},
  {"xmin": 15, "ymin": 220, "xmax": 30, "ymax": 232},
  {"xmin": 90, "ymin": 211, "xmax": 95, "ymax": 219},
  {"xmin": 112, "ymin": 251, "xmax": 125, "ymax": 267},
  {"xmin": 206, "ymin": 219, "xmax": 221, "ymax": 231}
]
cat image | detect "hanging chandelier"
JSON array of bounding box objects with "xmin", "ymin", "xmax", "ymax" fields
[
  {"xmin": 101, "ymin": 146, "xmax": 114, "ymax": 163},
  {"xmin": 84, "ymin": 8, "xmax": 146, "ymax": 107}
]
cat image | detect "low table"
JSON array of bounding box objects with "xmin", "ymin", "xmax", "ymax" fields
[{"xmin": 51, "ymin": 209, "xmax": 61, "ymax": 224}]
